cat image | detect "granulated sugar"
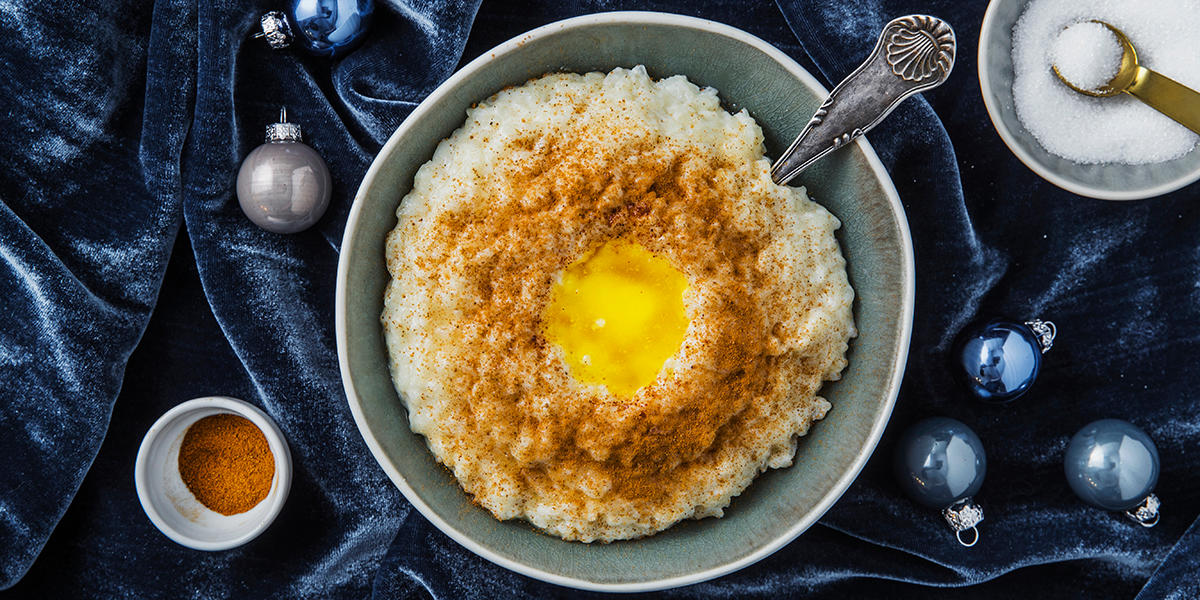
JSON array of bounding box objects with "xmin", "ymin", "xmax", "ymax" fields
[
  {"xmin": 1049, "ymin": 22, "xmax": 1122, "ymax": 91},
  {"xmin": 1012, "ymin": 0, "xmax": 1200, "ymax": 164}
]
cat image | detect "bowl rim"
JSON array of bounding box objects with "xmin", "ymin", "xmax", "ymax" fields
[
  {"xmin": 336, "ymin": 10, "xmax": 914, "ymax": 592},
  {"xmin": 133, "ymin": 396, "xmax": 293, "ymax": 551},
  {"xmin": 977, "ymin": 0, "xmax": 1200, "ymax": 201}
]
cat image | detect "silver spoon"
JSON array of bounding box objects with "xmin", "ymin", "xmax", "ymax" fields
[{"xmin": 771, "ymin": 15, "xmax": 956, "ymax": 186}]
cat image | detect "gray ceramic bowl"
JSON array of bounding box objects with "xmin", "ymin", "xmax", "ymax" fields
[
  {"xmin": 979, "ymin": 0, "xmax": 1200, "ymax": 200},
  {"xmin": 336, "ymin": 12, "xmax": 913, "ymax": 592}
]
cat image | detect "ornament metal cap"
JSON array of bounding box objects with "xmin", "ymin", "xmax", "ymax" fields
[
  {"xmin": 1125, "ymin": 493, "xmax": 1161, "ymax": 528},
  {"xmin": 266, "ymin": 107, "xmax": 303, "ymax": 143},
  {"xmin": 255, "ymin": 11, "xmax": 293, "ymax": 50},
  {"xmin": 942, "ymin": 497, "xmax": 984, "ymax": 547},
  {"xmin": 1024, "ymin": 319, "xmax": 1057, "ymax": 353}
]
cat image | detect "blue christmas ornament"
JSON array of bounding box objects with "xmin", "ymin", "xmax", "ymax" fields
[
  {"xmin": 894, "ymin": 417, "xmax": 987, "ymax": 546},
  {"xmin": 1064, "ymin": 418, "xmax": 1161, "ymax": 527},
  {"xmin": 955, "ymin": 318, "xmax": 1056, "ymax": 403},
  {"xmin": 257, "ymin": 0, "xmax": 374, "ymax": 58}
]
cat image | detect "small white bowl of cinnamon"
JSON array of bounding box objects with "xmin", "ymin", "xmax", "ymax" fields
[{"xmin": 134, "ymin": 396, "xmax": 292, "ymax": 551}]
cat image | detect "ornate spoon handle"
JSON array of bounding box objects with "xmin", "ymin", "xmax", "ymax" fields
[{"xmin": 770, "ymin": 15, "xmax": 956, "ymax": 186}]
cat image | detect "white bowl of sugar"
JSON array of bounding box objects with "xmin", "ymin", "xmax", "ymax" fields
[{"xmin": 979, "ymin": 0, "xmax": 1200, "ymax": 200}]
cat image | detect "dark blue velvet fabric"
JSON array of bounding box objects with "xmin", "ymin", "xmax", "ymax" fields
[{"xmin": 2, "ymin": 0, "xmax": 1197, "ymax": 597}]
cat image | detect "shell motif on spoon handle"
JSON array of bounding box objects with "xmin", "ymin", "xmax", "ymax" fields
[{"xmin": 771, "ymin": 15, "xmax": 956, "ymax": 186}]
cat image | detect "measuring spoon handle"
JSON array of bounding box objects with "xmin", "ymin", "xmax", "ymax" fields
[{"xmin": 1127, "ymin": 66, "xmax": 1200, "ymax": 135}]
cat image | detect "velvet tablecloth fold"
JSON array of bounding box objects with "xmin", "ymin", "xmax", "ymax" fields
[{"xmin": 1, "ymin": 0, "xmax": 1197, "ymax": 597}]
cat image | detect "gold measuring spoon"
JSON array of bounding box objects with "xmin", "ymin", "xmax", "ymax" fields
[{"xmin": 1052, "ymin": 20, "xmax": 1200, "ymax": 135}]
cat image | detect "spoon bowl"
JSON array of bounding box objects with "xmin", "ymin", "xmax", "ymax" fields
[
  {"xmin": 1052, "ymin": 20, "xmax": 1200, "ymax": 134},
  {"xmin": 1051, "ymin": 20, "xmax": 1136, "ymax": 97}
]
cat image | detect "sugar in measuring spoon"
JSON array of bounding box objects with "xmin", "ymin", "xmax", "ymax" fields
[{"xmin": 1051, "ymin": 20, "xmax": 1200, "ymax": 134}]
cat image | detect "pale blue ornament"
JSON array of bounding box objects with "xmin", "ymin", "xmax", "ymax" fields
[
  {"xmin": 894, "ymin": 417, "xmax": 987, "ymax": 546},
  {"xmin": 1064, "ymin": 418, "xmax": 1161, "ymax": 527}
]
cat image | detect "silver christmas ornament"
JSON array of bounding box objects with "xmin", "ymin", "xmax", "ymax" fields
[{"xmin": 236, "ymin": 108, "xmax": 331, "ymax": 234}]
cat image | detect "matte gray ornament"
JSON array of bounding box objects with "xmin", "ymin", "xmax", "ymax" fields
[
  {"xmin": 894, "ymin": 417, "xmax": 987, "ymax": 546},
  {"xmin": 236, "ymin": 108, "xmax": 331, "ymax": 234},
  {"xmin": 1064, "ymin": 418, "xmax": 1161, "ymax": 526}
]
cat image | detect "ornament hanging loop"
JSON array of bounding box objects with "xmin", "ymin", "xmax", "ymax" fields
[
  {"xmin": 955, "ymin": 527, "xmax": 979, "ymax": 547},
  {"xmin": 942, "ymin": 497, "xmax": 984, "ymax": 547},
  {"xmin": 1124, "ymin": 493, "xmax": 1161, "ymax": 528},
  {"xmin": 1024, "ymin": 319, "xmax": 1056, "ymax": 353}
]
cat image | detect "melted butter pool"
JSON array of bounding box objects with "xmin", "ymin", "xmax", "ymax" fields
[{"xmin": 543, "ymin": 240, "xmax": 689, "ymax": 397}]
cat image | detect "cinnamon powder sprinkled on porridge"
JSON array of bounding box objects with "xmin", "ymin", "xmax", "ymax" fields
[{"xmin": 382, "ymin": 66, "xmax": 855, "ymax": 541}]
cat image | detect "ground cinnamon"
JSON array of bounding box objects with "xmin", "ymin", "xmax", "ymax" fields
[
  {"xmin": 427, "ymin": 129, "xmax": 780, "ymax": 508},
  {"xmin": 178, "ymin": 413, "xmax": 275, "ymax": 515}
]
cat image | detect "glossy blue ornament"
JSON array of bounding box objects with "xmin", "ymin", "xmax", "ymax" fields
[
  {"xmin": 1065, "ymin": 419, "xmax": 1161, "ymax": 526},
  {"xmin": 955, "ymin": 319, "xmax": 1055, "ymax": 403},
  {"xmin": 258, "ymin": 0, "xmax": 374, "ymax": 58},
  {"xmin": 894, "ymin": 417, "xmax": 987, "ymax": 546}
]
